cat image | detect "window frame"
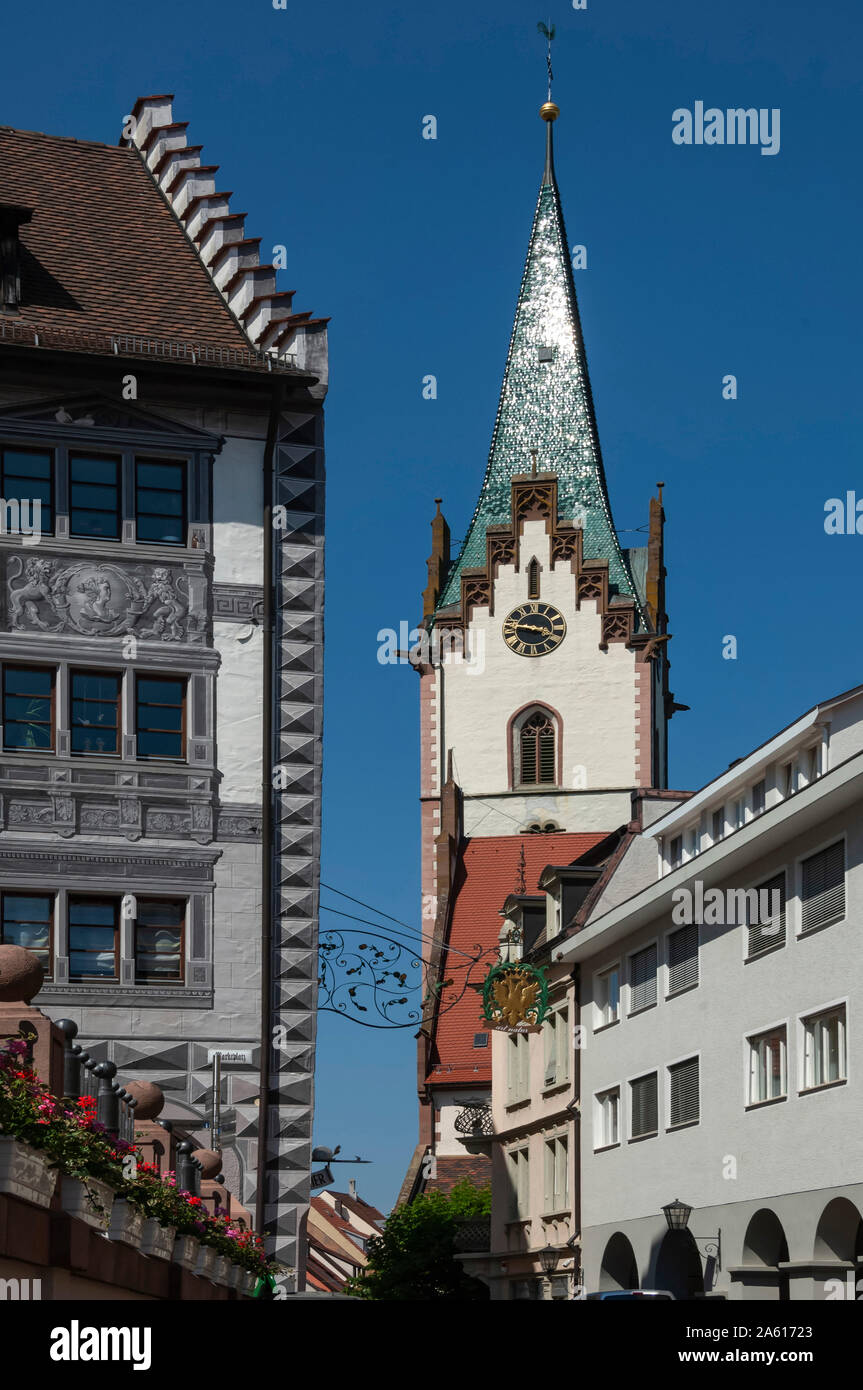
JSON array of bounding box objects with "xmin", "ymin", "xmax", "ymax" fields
[
  {"xmin": 746, "ymin": 1022, "xmax": 788, "ymax": 1107},
  {"xmin": 0, "ymin": 891, "xmax": 54, "ymax": 981},
  {"xmin": 134, "ymin": 673, "xmax": 188, "ymax": 762},
  {"xmin": 67, "ymin": 893, "xmax": 120, "ymax": 982},
  {"xmin": 134, "ymin": 896, "xmax": 186, "ymax": 985},
  {"xmin": 2, "ymin": 662, "xmax": 56, "ymax": 754},
  {"xmin": 69, "ymin": 667, "xmax": 123, "ymax": 759},
  {"xmin": 594, "ymin": 1086, "xmax": 621, "ymax": 1151},
  {"xmin": 0, "ymin": 444, "xmax": 54, "ymax": 535},
  {"xmin": 513, "ymin": 704, "xmax": 558, "ymax": 789},
  {"xmin": 799, "ymin": 1001, "xmax": 847, "ymax": 1093},
  {"xmin": 69, "ymin": 451, "xmax": 122, "ymax": 541},
  {"xmin": 134, "ymin": 455, "xmax": 188, "ymax": 547},
  {"xmin": 593, "ymin": 962, "xmax": 620, "ymax": 1031}
]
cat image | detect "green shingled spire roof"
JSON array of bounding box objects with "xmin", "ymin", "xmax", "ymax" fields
[{"xmin": 438, "ymin": 105, "xmax": 640, "ymax": 615}]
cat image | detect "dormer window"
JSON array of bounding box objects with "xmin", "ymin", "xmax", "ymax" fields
[
  {"xmin": 0, "ymin": 204, "xmax": 33, "ymax": 315},
  {"xmin": 512, "ymin": 705, "xmax": 558, "ymax": 788}
]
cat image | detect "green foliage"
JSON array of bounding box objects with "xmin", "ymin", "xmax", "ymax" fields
[{"xmin": 345, "ymin": 1180, "xmax": 491, "ymax": 1301}]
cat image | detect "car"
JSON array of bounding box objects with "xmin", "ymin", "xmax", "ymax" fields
[{"xmin": 585, "ymin": 1289, "xmax": 675, "ymax": 1300}]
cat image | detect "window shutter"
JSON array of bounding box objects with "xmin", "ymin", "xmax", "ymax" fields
[
  {"xmin": 669, "ymin": 1056, "xmax": 699, "ymax": 1126},
  {"xmin": 801, "ymin": 842, "xmax": 845, "ymax": 933},
  {"xmin": 630, "ymin": 1073, "xmax": 658, "ymax": 1137},
  {"xmin": 544, "ymin": 1015, "xmax": 557, "ymax": 1085},
  {"xmin": 538, "ymin": 726, "xmax": 555, "ymax": 783},
  {"xmin": 667, "ymin": 924, "xmax": 698, "ymax": 994},
  {"xmin": 629, "ymin": 944, "xmax": 657, "ymax": 1012},
  {"xmin": 520, "ymin": 726, "xmax": 537, "ymax": 784},
  {"xmin": 747, "ymin": 873, "xmax": 786, "ymax": 956},
  {"xmin": 556, "ymin": 1008, "xmax": 569, "ymax": 1083}
]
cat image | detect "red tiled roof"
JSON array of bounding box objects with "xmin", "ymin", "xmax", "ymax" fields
[
  {"xmin": 427, "ymin": 833, "xmax": 607, "ymax": 1083},
  {"xmin": 0, "ymin": 127, "xmax": 252, "ymax": 350},
  {"xmin": 422, "ymin": 1154, "xmax": 492, "ymax": 1195},
  {"xmin": 326, "ymin": 1190, "xmax": 386, "ymax": 1226}
]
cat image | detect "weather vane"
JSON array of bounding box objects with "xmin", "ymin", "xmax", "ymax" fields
[{"xmin": 537, "ymin": 20, "xmax": 556, "ymax": 100}]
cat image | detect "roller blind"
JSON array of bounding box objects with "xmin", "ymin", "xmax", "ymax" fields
[
  {"xmin": 667, "ymin": 924, "xmax": 699, "ymax": 994},
  {"xmin": 629, "ymin": 943, "xmax": 657, "ymax": 1013},
  {"xmin": 630, "ymin": 1072, "xmax": 658, "ymax": 1137},
  {"xmin": 801, "ymin": 841, "xmax": 844, "ymax": 934},
  {"xmin": 669, "ymin": 1056, "xmax": 699, "ymax": 1127}
]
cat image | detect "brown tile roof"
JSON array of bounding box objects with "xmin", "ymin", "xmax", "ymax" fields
[
  {"xmin": 428, "ymin": 832, "xmax": 607, "ymax": 1083},
  {"xmin": 422, "ymin": 1155, "xmax": 492, "ymax": 1195},
  {"xmin": 0, "ymin": 127, "xmax": 252, "ymax": 351}
]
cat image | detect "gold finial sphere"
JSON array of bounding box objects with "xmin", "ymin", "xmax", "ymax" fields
[{"xmin": 540, "ymin": 101, "xmax": 560, "ymax": 123}]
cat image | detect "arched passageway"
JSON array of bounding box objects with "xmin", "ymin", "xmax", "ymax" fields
[
  {"xmin": 742, "ymin": 1208, "xmax": 790, "ymax": 1300},
  {"xmin": 655, "ymin": 1229, "xmax": 704, "ymax": 1300},
  {"xmin": 598, "ymin": 1232, "xmax": 639, "ymax": 1292}
]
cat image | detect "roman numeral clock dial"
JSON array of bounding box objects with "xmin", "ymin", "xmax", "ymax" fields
[{"xmin": 502, "ymin": 602, "xmax": 566, "ymax": 657}]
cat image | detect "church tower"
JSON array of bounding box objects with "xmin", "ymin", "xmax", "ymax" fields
[{"xmin": 401, "ymin": 101, "xmax": 679, "ymax": 1202}]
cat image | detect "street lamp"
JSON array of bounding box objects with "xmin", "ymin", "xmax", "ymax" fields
[
  {"xmin": 539, "ymin": 1244, "xmax": 560, "ymax": 1276},
  {"xmin": 661, "ymin": 1198, "xmax": 692, "ymax": 1233},
  {"xmin": 661, "ymin": 1199, "xmax": 721, "ymax": 1270}
]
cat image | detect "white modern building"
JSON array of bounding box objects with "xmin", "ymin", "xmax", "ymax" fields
[{"xmin": 563, "ymin": 684, "xmax": 863, "ymax": 1300}]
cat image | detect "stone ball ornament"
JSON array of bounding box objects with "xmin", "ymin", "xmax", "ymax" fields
[
  {"xmin": 191, "ymin": 1148, "xmax": 222, "ymax": 1179},
  {"xmin": 0, "ymin": 944, "xmax": 45, "ymax": 1004},
  {"xmin": 124, "ymin": 1080, "xmax": 166, "ymax": 1119}
]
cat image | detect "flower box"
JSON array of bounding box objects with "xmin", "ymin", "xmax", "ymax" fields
[
  {"xmin": 193, "ymin": 1243, "xmax": 216, "ymax": 1280},
  {"xmin": 140, "ymin": 1220, "xmax": 175, "ymax": 1260},
  {"xmin": 240, "ymin": 1269, "xmax": 258, "ymax": 1298},
  {"xmin": 60, "ymin": 1176, "xmax": 116, "ymax": 1229},
  {"xmin": 107, "ymin": 1197, "xmax": 144, "ymax": 1247},
  {"xmin": 226, "ymin": 1262, "xmax": 243, "ymax": 1291},
  {"xmin": 0, "ymin": 1136, "xmax": 58, "ymax": 1208},
  {"xmin": 210, "ymin": 1254, "xmax": 231, "ymax": 1286},
  {"xmin": 172, "ymin": 1234, "xmax": 199, "ymax": 1272}
]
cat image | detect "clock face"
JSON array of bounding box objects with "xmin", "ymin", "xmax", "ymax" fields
[{"xmin": 502, "ymin": 602, "xmax": 566, "ymax": 657}]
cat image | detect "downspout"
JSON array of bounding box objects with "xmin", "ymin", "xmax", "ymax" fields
[
  {"xmin": 572, "ymin": 963, "xmax": 582, "ymax": 1292},
  {"xmin": 256, "ymin": 375, "xmax": 285, "ymax": 1239}
]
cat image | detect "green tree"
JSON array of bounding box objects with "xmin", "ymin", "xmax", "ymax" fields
[{"xmin": 346, "ymin": 1179, "xmax": 491, "ymax": 1300}]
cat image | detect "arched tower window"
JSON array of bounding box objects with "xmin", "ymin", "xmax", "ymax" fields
[
  {"xmin": 513, "ymin": 706, "xmax": 557, "ymax": 787},
  {"xmin": 527, "ymin": 558, "xmax": 540, "ymax": 600}
]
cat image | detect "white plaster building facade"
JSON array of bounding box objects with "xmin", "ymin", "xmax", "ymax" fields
[{"xmin": 563, "ymin": 684, "xmax": 863, "ymax": 1300}]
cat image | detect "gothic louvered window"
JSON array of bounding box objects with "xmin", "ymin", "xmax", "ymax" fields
[
  {"xmin": 669, "ymin": 1056, "xmax": 700, "ymax": 1127},
  {"xmin": 800, "ymin": 841, "xmax": 845, "ymax": 935},
  {"xmin": 527, "ymin": 558, "xmax": 540, "ymax": 599},
  {"xmin": 517, "ymin": 709, "xmax": 556, "ymax": 786}
]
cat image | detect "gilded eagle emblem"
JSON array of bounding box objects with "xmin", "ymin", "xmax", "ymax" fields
[{"xmin": 490, "ymin": 967, "xmax": 541, "ymax": 1028}]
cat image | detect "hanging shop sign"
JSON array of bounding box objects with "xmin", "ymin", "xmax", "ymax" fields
[{"xmin": 481, "ymin": 962, "xmax": 550, "ymax": 1033}]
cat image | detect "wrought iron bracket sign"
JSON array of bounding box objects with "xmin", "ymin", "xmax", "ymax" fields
[{"xmin": 480, "ymin": 962, "xmax": 550, "ymax": 1033}]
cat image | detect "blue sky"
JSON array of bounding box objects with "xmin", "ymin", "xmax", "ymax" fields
[{"xmin": 5, "ymin": 0, "xmax": 861, "ymax": 1212}]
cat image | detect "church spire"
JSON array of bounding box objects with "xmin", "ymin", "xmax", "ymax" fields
[{"xmin": 438, "ymin": 101, "xmax": 641, "ymax": 618}]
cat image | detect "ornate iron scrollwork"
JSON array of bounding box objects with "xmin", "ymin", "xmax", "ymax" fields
[{"xmin": 318, "ymin": 926, "xmax": 493, "ymax": 1031}]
